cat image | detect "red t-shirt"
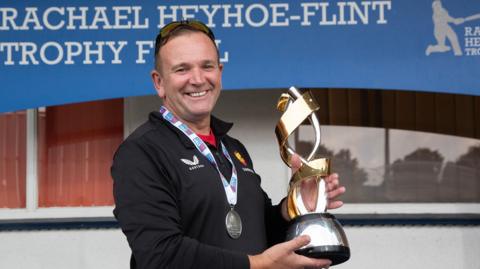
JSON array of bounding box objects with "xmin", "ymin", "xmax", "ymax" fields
[{"xmin": 197, "ymin": 130, "xmax": 216, "ymax": 147}]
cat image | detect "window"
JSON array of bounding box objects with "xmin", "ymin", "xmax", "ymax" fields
[
  {"xmin": 38, "ymin": 100, "xmax": 123, "ymax": 207},
  {"xmin": 0, "ymin": 99, "xmax": 123, "ymax": 220},
  {"xmin": 297, "ymin": 125, "xmax": 480, "ymax": 203},
  {"xmin": 295, "ymin": 89, "xmax": 480, "ymax": 213},
  {"xmin": 0, "ymin": 111, "xmax": 26, "ymax": 208},
  {"xmin": 1, "ymin": 90, "xmax": 478, "ymax": 221}
]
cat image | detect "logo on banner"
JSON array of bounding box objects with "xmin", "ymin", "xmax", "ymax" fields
[{"xmin": 425, "ymin": 0, "xmax": 480, "ymax": 56}]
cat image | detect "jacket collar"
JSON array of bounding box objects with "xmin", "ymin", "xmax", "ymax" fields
[{"xmin": 149, "ymin": 111, "xmax": 233, "ymax": 149}]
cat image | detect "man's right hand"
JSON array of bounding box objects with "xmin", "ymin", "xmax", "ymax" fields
[{"xmin": 248, "ymin": 235, "xmax": 331, "ymax": 269}]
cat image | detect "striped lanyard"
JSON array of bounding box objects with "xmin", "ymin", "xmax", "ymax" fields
[{"xmin": 160, "ymin": 106, "xmax": 238, "ymax": 206}]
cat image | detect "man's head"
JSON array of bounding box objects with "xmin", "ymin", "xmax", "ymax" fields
[{"xmin": 151, "ymin": 20, "xmax": 223, "ymax": 131}]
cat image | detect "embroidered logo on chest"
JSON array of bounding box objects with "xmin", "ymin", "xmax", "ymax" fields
[
  {"xmin": 180, "ymin": 155, "xmax": 205, "ymax": 171},
  {"xmin": 234, "ymin": 151, "xmax": 247, "ymax": 166}
]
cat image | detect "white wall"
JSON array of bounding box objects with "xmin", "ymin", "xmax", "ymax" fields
[
  {"xmin": 1, "ymin": 226, "xmax": 479, "ymax": 269},
  {"xmin": 339, "ymin": 226, "xmax": 480, "ymax": 269},
  {"xmin": 0, "ymin": 229, "xmax": 130, "ymax": 269}
]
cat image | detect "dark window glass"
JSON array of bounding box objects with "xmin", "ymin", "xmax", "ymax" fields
[
  {"xmin": 38, "ymin": 99, "xmax": 123, "ymax": 207},
  {"xmin": 0, "ymin": 111, "xmax": 26, "ymax": 208}
]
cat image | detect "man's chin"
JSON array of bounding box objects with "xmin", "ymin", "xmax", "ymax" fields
[
  {"xmin": 184, "ymin": 108, "xmax": 212, "ymax": 119},
  {"xmin": 186, "ymin": 103, "xmax": 215, "ymax": 114}
]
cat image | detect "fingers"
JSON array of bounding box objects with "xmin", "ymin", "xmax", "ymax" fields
[
  {"xmin": 324, "ymin": 173, "xmax": 345, "ymax": 210},
  {"xmin": 327, "ymin": 186, "xmax": 346, "ymax": 199},
  {"xmin": 325, "ymin": 173, "xmax": 346, "ymax": 198},
  {"xmin": 284, "ymin": 236, "xmax": 332, "ymax": 268},
  {"xmin": 284, "ymin": 235, "xmax": 311, "ymax": 250},
  {"xmin": 304, "ymin": 258, "xmax": 332, "ymax": 268},
  {"xmin": 265, "ymin": 236, "xmax": 332, "ymax": 269},
  {"xmin": 327, "ymin": 200, "xmax": 344, "ymax": 210},
  {"xmin": 325, "ymin": 173, "xmax": 339, "ymax": 189},
  {"xmin": 327, "ymin": 185, "xmax": 345, "ymax": 210}
]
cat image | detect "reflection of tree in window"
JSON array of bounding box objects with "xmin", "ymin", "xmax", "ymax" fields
[
  {"xmin": 440, "ymin": 144, "xmax": 480, "ymax": 202},
  {"xmin": 456, "ymin": 144, "xmax": 480, "ymax": 168},
  {"xmin": 386, "ymin": 148, "xmax": 444, "ymax": 202}
]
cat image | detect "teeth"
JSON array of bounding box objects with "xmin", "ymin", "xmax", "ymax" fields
[{"xmin": 189, "ymin": 91, "xmax": 207, "ymax": 97}]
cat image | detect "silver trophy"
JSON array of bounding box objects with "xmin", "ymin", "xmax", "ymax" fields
[{"xmin": 275, "ymin": 87, "xmax": 350, "ymax": 265}]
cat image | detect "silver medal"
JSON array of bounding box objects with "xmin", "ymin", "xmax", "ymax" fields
[{"xmin": 225, "ymin": 207, "xmax": 242, "ymax": 239}]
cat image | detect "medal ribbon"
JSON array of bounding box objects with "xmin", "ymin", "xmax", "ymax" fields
[{"xmin": 160, "ymin": 106, "xmax": 238, "ymax": 206}]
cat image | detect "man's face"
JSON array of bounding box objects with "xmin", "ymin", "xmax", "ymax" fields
[{"xmin": 152, "ymin": 32, "xmax": 223, "ymax": 126}]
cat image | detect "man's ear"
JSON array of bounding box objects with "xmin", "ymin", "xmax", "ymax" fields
[{"xmin": 151, "ymin": 69, "xmax": 165, "ymax": 98}]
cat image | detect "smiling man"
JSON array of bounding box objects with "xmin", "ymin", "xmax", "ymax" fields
[
  {"xmin": 112, "ymin": 20, "xmax": 345, "ymax": 269},
  {"xmin": 151, "ymin": 24, "xmax": 222, "ymax": 135}
]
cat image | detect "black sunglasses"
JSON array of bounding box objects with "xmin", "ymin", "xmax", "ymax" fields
[{"xmin": 156, "ymin": 20, "xmax": 216, "ymax": 47}]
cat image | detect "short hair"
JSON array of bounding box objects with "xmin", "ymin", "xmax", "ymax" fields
[{"xmin": 153, "ymin": 20, "xmax": 219, "ymax": 71}]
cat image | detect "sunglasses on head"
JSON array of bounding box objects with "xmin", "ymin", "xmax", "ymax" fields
[{"xmin": 157, "ymin": 20, "xmax": 216, "ymax": 46}]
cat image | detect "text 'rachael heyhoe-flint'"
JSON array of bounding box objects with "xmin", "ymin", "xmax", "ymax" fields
[
  {"xmin": 0, "ymin": 2, "xmax": 392, "ymax": 66},
  {"xmin": 0, "ymin": 2, "xmax": 392, "ymax": 32}
]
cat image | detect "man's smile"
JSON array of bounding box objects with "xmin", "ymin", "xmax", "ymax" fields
[{"xmin": 186, "ymin": 90, "xmax": 208, "ymax": 98}]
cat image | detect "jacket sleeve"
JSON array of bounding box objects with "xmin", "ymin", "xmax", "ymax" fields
[
  {"xmin": 111, "ymin": 141, "xmax": 249, "ymax": 269},
  {"xmin": 264, "ymin": 196, "xmax": 289, "ymax": 246}
]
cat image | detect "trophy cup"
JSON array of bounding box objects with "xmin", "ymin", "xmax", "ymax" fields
[{"xmin": 275, "ymin": 86, "xmax": 350, "ymax": 265}]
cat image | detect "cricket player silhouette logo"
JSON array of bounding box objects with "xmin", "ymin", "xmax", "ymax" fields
[{"xmin": 426, "ymin": 0, "xmax": 480, "ymax": 56}]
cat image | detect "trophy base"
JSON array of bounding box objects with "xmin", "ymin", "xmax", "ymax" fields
[
  {"xmin": 295, "ymin": 245, "xmax": 350, "ymax": 265},
  {"xmin": 286, "ymin": 213, "xmax": 350, "ymax": 265}
]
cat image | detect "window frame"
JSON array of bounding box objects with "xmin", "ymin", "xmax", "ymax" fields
[{"xmin": 0, "ymin": 108, "xmax": 115, "ymax": 221}]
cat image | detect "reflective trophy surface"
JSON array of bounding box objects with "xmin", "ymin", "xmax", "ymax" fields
[{"xmin": 275, "ymin": 87, "xmax": 350, "ymax": 265}]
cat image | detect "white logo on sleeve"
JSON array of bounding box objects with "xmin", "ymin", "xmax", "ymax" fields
[{"xmin": 181, "ymin": 155, "xmax": 205, "ymax": 170}]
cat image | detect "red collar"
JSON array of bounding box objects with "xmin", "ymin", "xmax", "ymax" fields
[{"xmin": 197, "ymin": 130, "xmax": 216, "ymax": 147}]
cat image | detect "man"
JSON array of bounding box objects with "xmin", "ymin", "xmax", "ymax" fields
[{"xmin": 112, "ymin": 20, "xmax": 345, "ymax": 269}]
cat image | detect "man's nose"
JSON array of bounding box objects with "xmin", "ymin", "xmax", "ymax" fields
[{"xmin": 189, "ymin": 68, "xmax": 206, "ymax": 85}]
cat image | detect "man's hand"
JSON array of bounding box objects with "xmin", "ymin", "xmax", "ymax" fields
[
  {"xmin": 282, "ymin": 154, "xmax": 346, "ymax": 220},
  {"xmin": 249, "ymin": 235, "xmax": 331, "ymax": 269},
  {"xmin": 324, "ymin": 172, "xmax": 345, "ymax": 210}
]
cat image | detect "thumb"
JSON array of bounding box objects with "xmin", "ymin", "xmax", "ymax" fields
[{"xmin": 285, "ymin": 235, "xmax": 311, "ymax": 251}]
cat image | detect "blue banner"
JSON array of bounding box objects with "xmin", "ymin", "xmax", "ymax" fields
[{"xmin": 1, "ymin": 0, "xmax": 479, "ymax": 112}]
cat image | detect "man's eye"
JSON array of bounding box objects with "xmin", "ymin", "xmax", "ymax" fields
[
  {"xmin": 203, "ymin": 64, "xmax": 215, "ymax": 70},
  {"xmin": 174, "ymin": 68, "xmax": 186, "ymax": 73}
]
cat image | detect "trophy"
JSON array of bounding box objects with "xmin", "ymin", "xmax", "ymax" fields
[{"xmin": 275, "ymin": 86, "xmax": 350, "ymax": 265}]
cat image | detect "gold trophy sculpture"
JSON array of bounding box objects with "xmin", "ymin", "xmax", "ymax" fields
[{"xmin": 275, "ymin": 86, "xmax": 350, "ymax": 265}]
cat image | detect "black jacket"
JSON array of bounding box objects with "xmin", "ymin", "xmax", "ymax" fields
[{"xmin": 112, "ymin": 111, "xmax": 288, "ymax": 269}]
